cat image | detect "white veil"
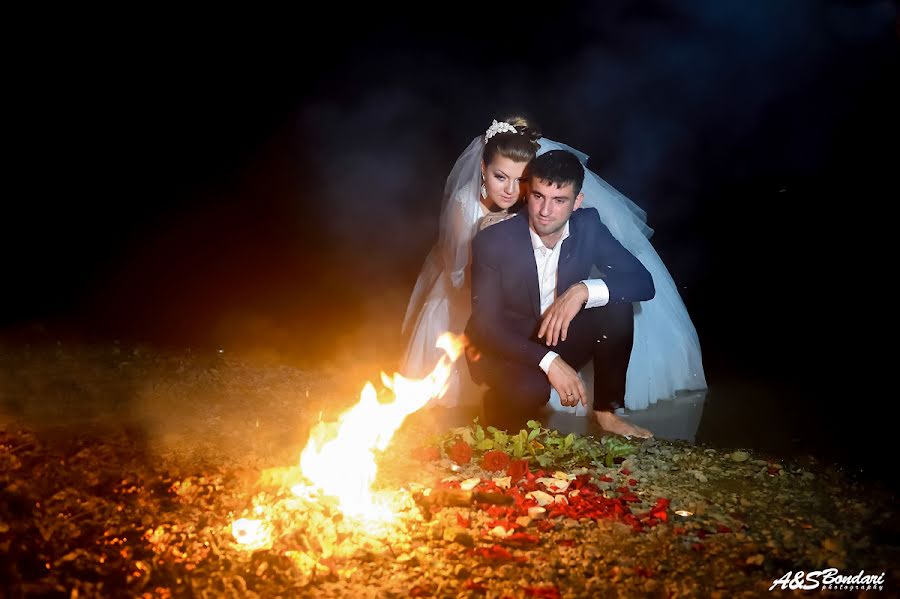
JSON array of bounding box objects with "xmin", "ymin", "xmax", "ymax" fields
[
  {"xmin": 401, "ymin": 135, "xmax": 485, "ymax": 335},
  {"xmin": 536, "ymin": 137, "xmax": 653, "ymax": 241}
]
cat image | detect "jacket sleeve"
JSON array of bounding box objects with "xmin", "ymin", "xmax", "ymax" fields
[
  {"xmin": 469, "ymin": 232, "xmax": 548, "ymax": 367},
  {"xmin": 586, "ymin": 209, "xmax": 655, "ymax": 304}
]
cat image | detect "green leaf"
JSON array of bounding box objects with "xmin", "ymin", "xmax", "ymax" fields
[
  {"xmin": 601, "ymin": 437, "xmax": 636, "ymax": 465},
  {"xmin": 461, "ymin": 428, "xmax": 476, "ymax": 446},
  {"xmin": 536, "ymin": 454, "xmax": 554, "ymax": 467},
  {"xmin": 476, "ymin": 439, "xmax": 494, "ymax": 451},
  {"xmin": 436, "ymin": 421, "xmax": 627, "ymax": 472},
  {"xmin": 512, "ymin": 435, "xmax": 525, "ymax": 458}
]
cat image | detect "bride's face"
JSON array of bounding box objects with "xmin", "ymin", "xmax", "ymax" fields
[{"xmin": 481, "ymin": 156, "xmax": 529, "ymax": 211}]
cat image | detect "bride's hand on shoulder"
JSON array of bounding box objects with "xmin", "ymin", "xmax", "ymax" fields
[{"xmin": 478, "ymin": 211, "xmax": 514, "ymax": 232}]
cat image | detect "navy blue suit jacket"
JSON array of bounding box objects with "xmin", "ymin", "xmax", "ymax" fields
[{"xmin": 466, "ymin": 207, "xmax": 655, "ymax": 368}]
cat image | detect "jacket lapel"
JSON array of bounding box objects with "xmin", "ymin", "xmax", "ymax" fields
[
  {"xmin": 556, "ymin": 213, "xmax": 579, "ymax": 296},
  {"xmin": 515, "ymin": 215, "xmax": 542, "ymax": 319}
]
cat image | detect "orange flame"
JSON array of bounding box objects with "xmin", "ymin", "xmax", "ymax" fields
[
  {"xmin": 298, "ymin": 333, "xmax": 463, "ymax": 520},
  {"xmin": 232, "ymin": 333, "xmax": 465, "ymax": 547}
]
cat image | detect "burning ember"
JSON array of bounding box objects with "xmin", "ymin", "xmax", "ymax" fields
[
  {"xmin": 231, "ymin": 516, "xmax": 271, "ymax": 550},
  {"xmin": 232, "ymin": 333, "xmax": 464, "ymax": 549}
]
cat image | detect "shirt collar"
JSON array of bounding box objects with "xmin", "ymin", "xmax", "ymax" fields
[{"xmin": 529, "ymin": 220, "xmax": 570, "ymax": 252}]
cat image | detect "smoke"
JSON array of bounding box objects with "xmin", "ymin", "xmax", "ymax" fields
[
  {"xmin": 298, "ymin": 87, "xmax": 445, "ymax": 270},
  {"xmin": 275, "ymin": 1, "xmax": 897, "ymax": 381},
  {"xmin": 6, "ymin": 2, "xmax": 894, "ymax": 358},
  {"xmin": 553, "ymin": 0, "xmax": 895, "ymax": 205},
  {"xmin": 288, "ymin": 0, "xmax": 895, "ymax": 307}
]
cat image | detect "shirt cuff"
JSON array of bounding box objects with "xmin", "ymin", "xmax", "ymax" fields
[
  {"xmin": 539, "ymin": 351, "xmax": 559, "ymax": 374},
  {"xmin": 582, "ymin": 279, "xmax": 609, "ymax": 308}
]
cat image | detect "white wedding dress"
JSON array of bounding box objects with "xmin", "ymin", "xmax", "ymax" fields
[{"xmin": 401, "ymin": 135, "xmax": 706, "ymax": 412}]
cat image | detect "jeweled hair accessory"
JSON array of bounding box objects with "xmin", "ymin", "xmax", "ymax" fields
[{"xmin": 483, "ymin": 120, "xmax": 517, "ymax": 142}]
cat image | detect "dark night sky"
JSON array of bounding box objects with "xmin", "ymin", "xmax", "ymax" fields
[{"xmin": 5, "ymin": 2, "xmax": 899, "ymax": 457}]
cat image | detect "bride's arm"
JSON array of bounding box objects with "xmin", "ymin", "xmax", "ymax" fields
[{"xmin": 440, "ymin": 193, "xmax": 478, "ymax": 290}]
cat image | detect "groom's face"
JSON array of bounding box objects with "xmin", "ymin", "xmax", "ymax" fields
[{"xmin": 526, "ymin": 178, "xmax": 584, "ymax": 238}]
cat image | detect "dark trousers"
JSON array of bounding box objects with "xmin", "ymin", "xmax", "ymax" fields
[{"xmin": 468, "ymin": 303, "xmax": 634, "ymax": 432}]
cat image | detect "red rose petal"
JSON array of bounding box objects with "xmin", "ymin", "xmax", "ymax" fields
[
  {"xmin": 449, "ymin": 439, "xmax": 473, "ymax": 465},
  {"xmin": 506, "ymin": 459, "xmax": 530, "ymax": 482},
  {"xmin": 537, "ymin": 520, "xmax": 555, "ymax": 532},
  {"xmin": 524, "ymin": 586, "xmax": 562, "ymax": 599},
  {"xmin": 480, "ymin": 450, "xmax": 511, "ymax": 472}
]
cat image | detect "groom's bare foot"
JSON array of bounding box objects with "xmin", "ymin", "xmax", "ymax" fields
[{"xmin": 594, "ymin": 410, "xmax": 653, "ymax": 439}]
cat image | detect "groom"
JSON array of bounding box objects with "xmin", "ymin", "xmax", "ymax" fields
[{"xmin": 465, "ymin": 150, "xmax": 655, "ymax": 438}]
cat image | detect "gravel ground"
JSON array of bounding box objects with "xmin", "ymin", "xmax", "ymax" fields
[{"xmin": 1, "ymin": 344, "xmax": 897, "ymax": 597}]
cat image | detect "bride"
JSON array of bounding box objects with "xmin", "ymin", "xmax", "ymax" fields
[{"xmin": 401, "ymin": 116, "xmax": 706, "ymax": 413}]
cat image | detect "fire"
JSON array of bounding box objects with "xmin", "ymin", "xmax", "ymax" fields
[
  {"xmin": 231, "ymin": 517, "xmax": 270, "ymax": 550},
  {"xmin": 232, "ymin": 333, "xmax": 464, "ymax": 547},
  {"xmin": 298, "ymin": 333, "xmax": 463, "ymax": 520}
]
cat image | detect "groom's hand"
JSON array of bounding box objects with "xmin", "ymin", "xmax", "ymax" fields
[
  {"xmin": 547, "ymin": 357, "xmax": 587, "ymax": 407},
  {"xmin": 539, "ymin": 283, "xmax": 589, "ymax": 346}
]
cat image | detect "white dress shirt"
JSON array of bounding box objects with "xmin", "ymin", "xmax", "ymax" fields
[{"xmin": 529, "ymin": 221, "xmax": 609, "ymax": 373}]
